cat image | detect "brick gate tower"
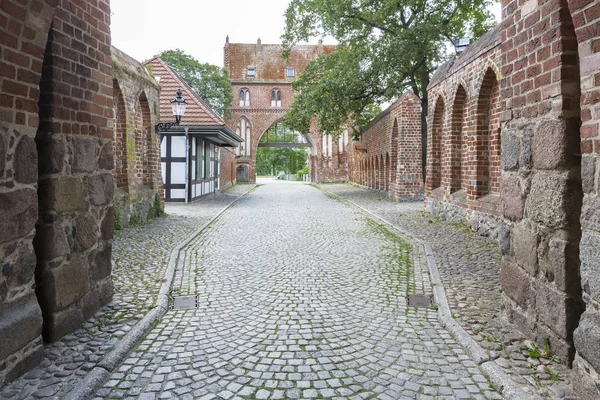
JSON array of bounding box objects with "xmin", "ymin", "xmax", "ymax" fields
[{"xmin": 224, "ymin": 37, "xmax": 349, "ymax": 183}]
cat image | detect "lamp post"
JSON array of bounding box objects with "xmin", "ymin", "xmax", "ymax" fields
[
  {"xmin": 453, "ymin": 37, "xmax": 470, "ymax": 54},
  {"xmin": 155, "ymin": 88, "xmax": 188, "ymax": 133}
]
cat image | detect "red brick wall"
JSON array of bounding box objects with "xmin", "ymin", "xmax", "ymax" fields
[
  {"xmin": 226, "ymin": 41, "xmax": 348, "ymax": 183},
  {"xmin": 348, "ymin": 92, "xmax": 423, "ymax": 200},
  {"xmin": 112, "ymin": 46, "xmax": 163, "ymax": 224},
  {"xmin": 425, "ymin": 26, "xmax": 502, "ymax": 217},
  {"xmin": 219, "ymin": 147, "xmax": 237, "ymax": 189},
  {"xmin": 0, "ymin": 0, "xmax": 113, "ymax": 385}
]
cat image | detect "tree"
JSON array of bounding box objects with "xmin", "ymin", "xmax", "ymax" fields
[
  {"xmin": 158, "ymin": 49, "xmax": 233, "ymax": 119},
  {"xmin": 282, "ymin": 0, "xmax": 497, "ymax": 174}
]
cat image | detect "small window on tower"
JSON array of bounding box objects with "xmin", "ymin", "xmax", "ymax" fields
[
  {"xmin": 286, "ymin": 68, "xmax": 295, "ymax": 78},
  {"xmin": 247, "ymin": 67, "xmax": 256, "ymax": 78}
]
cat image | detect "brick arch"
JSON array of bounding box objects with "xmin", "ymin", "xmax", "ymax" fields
[
  {"xmin": 135, "ymin": 92, "xmax": 153, "ymax": 186},
  {"xmin": 428, "ymin": 96, "xmax": 445, "ymax": 192},
  {"xmin": 385, "ymin": 153, "xmax": 390, "ymax": 192},
  {"xmin": 113, "ymin": 79, "xmax": 128, "ymax": 190},
  {"xmin": 450, "ymin": 85, "xmax": 467, "ymax": 193},
  {"xmin": 473, "ymin": 68, "xmax": 500, "ymax": 197},
  {"xmin": 390, "ymin": 118, "xmax": 399, "ymax": 186},
  {"xmin": 235, "ymin": 116, "xmax": 252, "ymax": 157},
  {"xmin": 375, "ymin": 155, "xmax": 380, "ymax": 190},
  {"xmin": 378, "ymin": 154, "xmax": 384, "ymax": 190}
]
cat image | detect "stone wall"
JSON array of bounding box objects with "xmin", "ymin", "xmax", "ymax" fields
[
  {"xmin": 111, "ymin": 47, "xmax": 162, "ymax": 228},
  {"xmin": 0, "ymin": 0, "xmax": 113, "ymax": 386},
  {"xmin": 425, "ymin": 26, "xmax": 502, "ymax": 238},
  {"xmin": 499, "ymin": 0, "xmax": 599, "ymax": 397},
  {"xmin": 348, "ymin": 92, "xmax": 423, "ymax": 200}
]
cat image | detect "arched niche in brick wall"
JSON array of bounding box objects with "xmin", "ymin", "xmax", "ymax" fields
[
  {"xmin": 450, "ymin": 85, "xmax": 467, "ymax": 193},
  {"xmin": 139, "ymin": 92, "xmax": 153, "ymax": 186},
  {"xmin": 474, "ymin": 68, "xmax": 500, "ymax": 197},
  {"xmin": 385, "ymin": 153, "xmax": 390, "ymax": 192},
  {"xmin": 429, "ymin": 96, "xmax": 445, "ymax": 192},
  {"xmin": 113, "ymin": 80, "xmax": 128, "ymax": 191},
  {"xmin": 390, "ymin": 119, "xmax": 399, "ymax": 185}
]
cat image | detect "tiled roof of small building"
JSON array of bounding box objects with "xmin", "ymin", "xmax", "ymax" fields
[
  {"xmin": 428, "ymin": 24, "xmax": 501, "ymax": 89},
  {"xmin": 145, "ymin": 57, "xmax": 225, "ymax": 126},
  {"xmin": 225, "ymin": 40, "xmax": 336, "ymax": 82}
]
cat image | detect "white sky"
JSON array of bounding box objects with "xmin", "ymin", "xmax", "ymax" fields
[{"xmin": 111, "ymin": 1, "xmax": 502, "ymax": 68}]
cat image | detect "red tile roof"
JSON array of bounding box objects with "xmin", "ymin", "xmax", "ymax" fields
[{"xmin": 145, "ymin": 57, "xmax": 225, "ymax": 126}]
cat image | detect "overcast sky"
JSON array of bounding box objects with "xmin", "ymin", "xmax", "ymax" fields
[{"xmin": 111, "ymin": 0, "xmax": 501, "ymax": 67}]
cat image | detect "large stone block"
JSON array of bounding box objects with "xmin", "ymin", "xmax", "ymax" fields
[
  {"xmin": 0, "ymin": 294, "xmax": 42, "ymax": 361},
  {"xmin": 74, "ymin": 215, "xmax": 98, "ymax": 251},
  {"xmin": 500, "ymin": 261, "xmax": 534, "ymax": 310},
  {"xmin": 37, "ymin": 136, "xmax": 65, "ymax": 175},
  {"xmin": 512, "ymin": 220, "xmax": 539, "ymax": 276},
  {"xmin": 574, "ymin": 312, "xmax": 600, "ymax": 374},
  {"xmin": 573, "ymin": 354, "xmax": 600, "ymax": 400},
  {"xmin": 581, "ymin": 156, "xmax": 597, "ymax": 195},
  {"xmin": 90, "ymin": 243, "xmax": 112, "ymax": 281},
  {"xmin": 33, "ymin": 222, "xmax": 69, "ymax": 261},
  {"xmin": 100, "ymin": 207, "xmax": 115, "ymax": 241},
  {"xmin": 14, "ymin": 135, "xmax": 37, "ymax": 184},
  {"xmin": 43, "ymin": 303, "xmax": 84, "ymax": 343},
  {"xmin": 500, "ymin": 175, "xmax": 525, "ymax": 221},
  {"xmin": 541, "ymin": 237, "xmax": 581, "ymax": 293},
  {"xmin": 0, "ymin": 188, "xmax": 37, "ymax": 243},
  {"xmin": 536, "ymin": 323, "xmax": 574, "ymax": 363},
  {"xmin": 38, "ymin": 256, "xmax": 89, "ymax": 313},
  {"xmin": 99, "ymin": 141, "xmax": 114, "ymax": 170},
  {"xmin": 87, "ymin": 173, "xmax": 114, "ymax": 206},
  {"xmin": 498, "ymin": 220, "xmax": 511, "ymax": 256},
  {"xmin": 501, "ymin": 130, "xmax": 519, "ymax": 171},
  {"xmin": 536, "ymin": 282, "xmax": 583, "ymax": 340},
  {"xmin": 581, "ymin": 196, "xmax": 600, "ymax": 233},
  {"xmin": 525, "ymin": 171, "xmax": 582, "ymax": 230},
  {"xmin": 580, "ymin": 231, "xmax": 600, "ymax": 300},
  {"xmin": 38, "ymin": 176, "xmax": 85, "ymax": 213},
  {"xmin": 4, "ymin": 242, "xmax": 36, "ymax": 288},
  {"xmin": 72, "ymin": 137, "xmax": 98, "ymax": 173},
  {"xmin": 0, "ymin": 133, "xmax": 5, "ymax": 177},
  {"xmin": 533, "ymin": 119, "xmax": 580, "ymax": 170}
]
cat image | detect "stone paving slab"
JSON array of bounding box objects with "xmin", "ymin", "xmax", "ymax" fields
[
  {"xmin": 0, "ymin": 186, "xmax": 254, "ymax": 400},
  {"xmin": 97, "ymin": 181, "xmax": 503, "ymax": 400},
  {"xmin": 316, "ymin": 183, "xmax": 575, "ymax": 400}
]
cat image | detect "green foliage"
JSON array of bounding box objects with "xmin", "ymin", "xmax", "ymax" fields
[
  {"xmin": 151, "ymin": 193, "xmax": 165, "ymax": 218},
  {"xmin": 282, "ymin": 0, "xmax": 497, "ymax": 136},
  {"xmin": 296, "ymin": 166, "xmax": 310, "ymax": 180},
  {"xmin": 158, "ymin": 49, "xmax": 233, "ymax": 119},
  {"xmin": 527, "ymin": 342, "xmax": 542, "ymax": 359},
  {"xmin": 256, "ymin": 147, "xmax": 308, "ymax": 176}
]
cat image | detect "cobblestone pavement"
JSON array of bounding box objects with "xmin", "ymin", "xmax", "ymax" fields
[
  {"xmin": 97, "ymin": 180, "xmax": 502, "ymax": 400},
  {"xmin": 0, "ymin": 185, "xmax": 253, "ymax": 400},
  {"xmin": 317, "ymin": 183, "xmax": 574, "ymax": 399}
]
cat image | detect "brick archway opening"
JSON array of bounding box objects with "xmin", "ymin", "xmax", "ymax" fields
[
  {"xmin": 139, "ymin": 92, "xmax": 153, "ymax": 186},
  {"xmin": 450, "ymin": 86, "xmax": 467, "ymax": 193},
  {"xmin": 429, "ymin": 97, "xmax": 445, "ymax": 192},
  {"xmin": 113, "ymin": 80, "xmax": 128, "ymax": 191}
]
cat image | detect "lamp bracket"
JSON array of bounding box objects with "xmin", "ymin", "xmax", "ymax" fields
[{"xmin": 155, "ymin": 121, "xmax": 179, "ymax": 133}]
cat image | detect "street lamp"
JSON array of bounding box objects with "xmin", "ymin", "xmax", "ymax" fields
[
  {"xmin": 155, "ymin": 88, "xmax": 188, "ymax": 133},
  {"xmin": 453, "ymin": 37, "xmax": 470, "ymax": 54}
]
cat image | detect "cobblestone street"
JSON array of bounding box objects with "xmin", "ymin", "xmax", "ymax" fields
[{"xmin": 97, "ymin": 180, "xmax": 500, "ymax": 400}]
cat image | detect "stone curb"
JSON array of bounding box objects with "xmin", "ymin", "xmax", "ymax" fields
[
  {"xmin": 316, "ymin": 186, "xmax": 531, "ymax": 400},
  {"xmin": 63, "ymin": 186, "xmax": 256, "ymax": 400}
]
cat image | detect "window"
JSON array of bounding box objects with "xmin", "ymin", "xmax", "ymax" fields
[
  {"xmin": 247, "ymin": 67, "xmax": 256, "ymax": 78},
  {"xmin": 271, "ymin": 89, "xmax": 281, "ymax": 107},
  {"xmin": 235, "ymin": 118, "xmax": 251, "ymax": 157},
  {"xmin": 239, "ymin": 89, "xmax": 250, "ymax": 107},
  {"xmin": 286, "ymin": 67, "xmax": 295, "ymax": 78}
]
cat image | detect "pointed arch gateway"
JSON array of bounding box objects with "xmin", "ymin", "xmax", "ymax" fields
[
  {"xmin": 113, "ymin": 80, "xmax": 128, "ymax": 190},
  {"xmin": 428, "ymin": 96, "xmax": 445, "ymax": 192}
]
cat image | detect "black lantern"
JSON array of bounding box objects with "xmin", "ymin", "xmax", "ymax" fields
[
  {"xmin": 156, "ymin": 88, "xmax": 188, "ymax": 133},
  {"xmin": 453, "ymin": 38, "xmax": 470, "ymax": 54}
]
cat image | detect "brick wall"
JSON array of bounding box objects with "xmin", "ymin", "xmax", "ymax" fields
[
  {"xmin": 425, "ymin": 26, "xmax": 502, "ymax": 238},
  {"xmin": 220, "ymin": 147, "xmax": 237, "ymax": 189},
  {"xmin": 0, "ymin": 0, "xmax": 113, "ymax": 386},
  {"xmin": 499, "ymin": 0, "xmax": 599, "ymax": 397},
  {"xmin": 112, "ymin": 47, "xmax": 162, "ymax": 228},
  {"xmin": 348, "ymin": 92, "xmax": 423, "ymax": 200},
  {"xmin": 225, "ymin": 40, "xmax": 348, "ymax": 183}
]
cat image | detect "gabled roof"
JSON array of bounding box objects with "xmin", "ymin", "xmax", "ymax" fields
[{"xmin": 145, "ymin": 56, "xmax": 225, "ymax": 126}]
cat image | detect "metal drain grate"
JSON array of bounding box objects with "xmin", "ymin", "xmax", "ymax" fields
[
  {"xmin": 171, "ymin": 295, "xmax": 198, "ymax": 310},
  {"xmin": 407, "ymin": 294, "xmax": 432, "ymax": 308}
]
